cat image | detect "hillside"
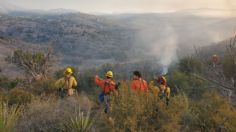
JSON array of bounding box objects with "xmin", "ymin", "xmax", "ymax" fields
[
  {"xmin": 0, "ymin": 12, "xmax": 236, "ymax": 68},
  {"xmin": 0, "ymin": 6, "xmax": 236, "ymax": 132},
  {"xmin": 0, "ymin": 14, "xmax": 134, "ymax": 67}
]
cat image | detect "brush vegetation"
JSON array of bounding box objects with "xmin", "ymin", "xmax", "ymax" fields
[{"xmin": 0, "ymin": 43, "xmax": 235, "ymax": 132}]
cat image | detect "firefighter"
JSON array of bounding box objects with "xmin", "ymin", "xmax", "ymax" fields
[
  {"xmin": 156, "ymin": 75, "xmax": 171, "ymax": 105},
  {"xmin": 131, "ymin": 71, "xmax": 148, "ymax": 92},
  {"xmin": 55, "ymin": 67, "xmax": 78, "ymax": 98},
  {"xmin": 95, "ymin": 71, "xmax": 116, "ymax": 113}
]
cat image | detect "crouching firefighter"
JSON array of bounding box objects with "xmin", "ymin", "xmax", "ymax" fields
[
  {"xmin": 156, "ymin": 75, "xmax": 171, "ymax": 105},
  {"xmin": 95, "ymin": 71, "xmax": 117, "ymax": 113},
  {"xmin": 55, "ymin": 67, "xmax": 78, "ymax": 98}
]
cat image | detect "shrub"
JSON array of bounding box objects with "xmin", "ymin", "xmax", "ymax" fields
[
  {"xmin": 16, "ymin": 97, "xmax": 62, "ymax": 132},
  {"xmin": 62, "ymin": 107, "xmax": 93, "ymax": 132},
  {"xmin": 16, "ymin": 95, "xmax": 94, "ymax": 132},
  {"xmin": 0, "ymin": 76, "xmax": 19, "ymax": 91},
  {"xmin": 78, "ymin": 70, "xmax": 98, "ymax": 95},
  {"xmin": 7, "ymin": 49, "xmax": 53, "ymax": 80},
  {"xmin": 96, "ymin": 82, "xmax": 189, "ymax": 132},
  {"xmin": 182, "ymin": 91, "xmax": 236, "ymax": 132},
  {"xmin": 168, "ymin": 70, "xmax": 207, "ymax": 99},
  {"xmin": 0, "ymin": 101, "xmax": 22, "ymax": 132},
  {"xmin": 222, "ymin": 55, "xmax": 236, "ymax": 80},
  {"xmin": 8, "ymin": 88, "xmax": 33, "ymax": 105},
  {"xmin": 179, "ymin": 57, "xmax": 203, "ymax": 74},
  {"xmin": 30, "ymin": 77, "xmax": 57, "ymax": 96},
  {"xmin": 95, "ymin": 82, "xmax": 236, "ymax": 132}
]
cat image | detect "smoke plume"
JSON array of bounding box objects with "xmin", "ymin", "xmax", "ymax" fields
[{"xmin": 135, "ymin": 23, "xmax": 178, "ymax": 75}]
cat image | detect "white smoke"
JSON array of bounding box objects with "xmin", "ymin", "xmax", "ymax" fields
[
  {"xmin": 151, "ymin": 26, "xmax": 178, "ymax": 75},
  {"xmin": 158, "ymin": 26, "xmax": 178, "ymax": 65},
  {"xmin": 161, "ymin": 65, "xmax": 168, "ymax": 75},
  {"xmin": 133, "ymin": 23, "xmax": 179, "ymax": 75}
]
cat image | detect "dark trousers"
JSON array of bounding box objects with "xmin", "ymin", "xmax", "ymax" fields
[
  {"xmin": 59, "ymin": 88, "xmax": 67, "ymax": 98},
  {"xmin": 104, "ymin": 94, "xmax": 111, "ymax": 113}
]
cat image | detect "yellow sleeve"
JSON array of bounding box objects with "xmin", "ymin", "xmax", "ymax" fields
[
  {"xmin": 69, "ymin": 77, "xmax": 77, "ymax": 89},
  {"xmin": 73, "ymin": 77, "xmax": 77, "ymax": 87},
  {"xmin": 166, "ymin": 87, "xmax": 171, "ymax": 97},
  {"xmin": 55, "ymin": 78, "xmax": 64, "ymax": 88},
  {"xmin": 149, "ymin": 81, "xmax": 159, "ymax": 96}
]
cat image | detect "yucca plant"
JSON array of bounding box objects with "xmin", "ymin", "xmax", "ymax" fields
[
  {"xmin": 63, "ymin": 107, "xmax": 93, "ymax": 132},
  {"xmin": 0, "ymin": 101, "xmax": 22, "ymax": 132}
]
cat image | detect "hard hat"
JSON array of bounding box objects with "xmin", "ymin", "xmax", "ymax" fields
[
  {"xmin": 106, "ymin": 71, "xmax": 113, "ymax": 78},
  {"xmin": 64, "ymin": 67, "xmax": 73, "ymax": 75}
]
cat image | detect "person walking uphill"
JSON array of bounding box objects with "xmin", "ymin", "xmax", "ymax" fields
[
  {"xmin": 95, "ymin": 71, "xmax": 116, "ymax": 113},
  {"xmin": 131, "ymin": 71, "xmax": 148, "ymax": 92},
  {"xmin": 55, "ymin": 67, "xmax": 77, "ymax": 98}
]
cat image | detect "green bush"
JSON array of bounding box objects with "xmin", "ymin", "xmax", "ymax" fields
[
  {"xmin": 168, "ymin": 71, "xmax": 207, "ymax": 99},
  {"xmin": 181, "ymin": 91, "xmax": 236, "ymax": 132},
  {"xmin": 0, "ymin": 76, "xmax": 19, "ymax": 90},
  {"xmin": 7, "ymin": 49, "xmax": 52, "ymax": 80},
  {"xmin": 30, "ymin": 78, "xmax": 57, "ymax": 95},
  {"xmin": 8, "ymin": 88, "xmax": 33, "ymax": 105},
  {"xmin": 78, "ymin": 70, "xmax": 98, "ymax": 95},
  {"xmin": 222, "ymin": 55, "xmax": 236, "ymax": 80},
  {"xmin": 179, "ymin": 57, "xmax": 204, "ymax": 74}
]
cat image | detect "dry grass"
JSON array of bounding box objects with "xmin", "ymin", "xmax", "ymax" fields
[
  {"xmin": 0, "ymin": 101, "xmax": 22, "ymax": 132},
  {"xmin": 62, "ymin": 107, "xmax": 93, "ymax": 132},
  {"xmin": 16, "ymin": 93, "xmax": 94, "ymax": 132},
  {"xmin": 95, "ymin": 82, "xmax": 189, "ymax": 132},
  {"xmin": 95, "ymin": 82, "xmax": 236, "ymax": 132}
]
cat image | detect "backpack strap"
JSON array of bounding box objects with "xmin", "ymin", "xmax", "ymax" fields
[
  {"xmin": 104, "ymin": 79, "xmax": 111, "ymax": 94},
  {"xmin": 64, "ymin": 76, "xmax": 72, "ymax": 89}
]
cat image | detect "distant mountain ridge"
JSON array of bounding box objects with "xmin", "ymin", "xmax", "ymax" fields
[
  {"xmin": 176, "ymin": 8, "xmax": 236, "ymax": 17},
  {"xmin": 0, "ymin": 6, "xmax": 236, "ymax": 68}
]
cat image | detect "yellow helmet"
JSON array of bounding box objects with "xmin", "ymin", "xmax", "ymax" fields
[
  {"xmin": 64, "ymin": 67, "xmax": 73, "ymax": 75},
  {"xmin": 106, "ymin": 71, "xmax": 113, "ymax": 78}
]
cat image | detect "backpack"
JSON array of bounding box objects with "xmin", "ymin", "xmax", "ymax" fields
[{"xmin": 103, "ymin": 79, "xmax": 113, "ymax": 94}]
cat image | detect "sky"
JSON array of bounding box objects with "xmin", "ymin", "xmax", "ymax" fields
[{"xmin": 7, "ymin": 0, "xmax": 236, "ymax": 14}]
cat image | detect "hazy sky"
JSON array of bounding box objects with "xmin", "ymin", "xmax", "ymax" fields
[{"xmin": 8, "ymin": 0, "xmax": 236, "ymax": 13}]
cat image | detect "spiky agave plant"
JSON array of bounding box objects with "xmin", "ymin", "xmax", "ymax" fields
[
  {"xmin": 63, "ymin": 107, "xmax": 93, "ymax": 132},
  {"xmin": 0, "ymin": 101, "xmax": 22, "ymax": 132}
]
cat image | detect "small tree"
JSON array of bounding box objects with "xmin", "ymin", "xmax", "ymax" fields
[
  {"xmin": 194, "ymin": 34, "xmax": 236, "ymax": 103},
  {"xmin": 225, "ymin": 34, "xmax": 236, "ymax": 88},
  {"xmin": 8, "ymin": 49, "xmax": 53, "ymax": 81}
]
